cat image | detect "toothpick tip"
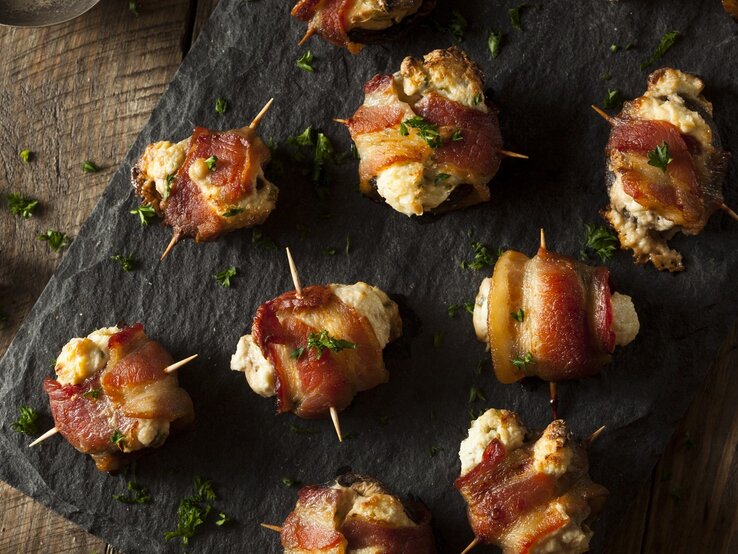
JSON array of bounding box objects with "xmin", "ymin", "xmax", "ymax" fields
[
  {"xmin": 260, "ymin": 523, "xmax": 283, "ymax": 533},
  {"xmin": 499, "ymin": 149, "xmax": 529, "ymax": 159},
  {"xmin": 161, "ymin": 233, "xmax": 180, "ymax": 261},
  {"xmin": 720, "ymin": 203, "xmax": 738, "ymax": 222},
  {"xmin": 540, "ymin": 228, "xmax": 547, "ymax": 250},
  {"xmin": 28, "ymin": 427, "xmax": 59, "ymax": 447},
  {"xmin": 286, "ymin": 247, "xmax": 303, "ymax": 297},
  {"xmin": 329, "ymin": 406, "xmax": 343, "ymax": 442},
  {"xmin": 163, "ymin": 354, "xmax": 198, "ymax": 374},
  {"xmin": 460, "ymin": 537, "xmax": 481, "ymax": 554},
  {"xmin": 249, "ymin": 98, "xmax": 275, "ymax": 129},
  {"xmin": 591, "ymin": 105, "xmax": 615, "ymax": 125}
]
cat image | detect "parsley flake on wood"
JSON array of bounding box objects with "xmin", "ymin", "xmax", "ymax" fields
[
  {"xmin": 19, "ymin": 149, "xmax": 32, "ymax": 163},
  {"xmin": 37, "ymin": 230, "xmax": 70, "ymax": 252},
  {"xmin": 647, "ymin": 141, "xmax": 673, "ymax": 172},
  {"xmin": 11, "ymin": 406, "xmax": 39, "ymax": 435},
  {"xmin": 111, "ymin": 254, "xmax": 135, "ymax": 272},
  {"xmin": 215, "ymin": 267, "xmax": 237, "ymax": 288},
  {"xmin": 205, "ymin": 155, "xmax": 218, "ymax": 171},
  {"xmin": 7, "ymin": 193, "xmax": 39, "ymax": 219},
  {"xmin": 508, "ymin": 4, "xmax": 528, "ymax": 31},
  {"xmin": 641, "ymin": 31, "xmax": 680, "ymax": 70},
  {"xmin": 215, "ymin": 97, "xmax": 228, "ymax": 115},
  {"xmin": 488, "ymin": 30, "xmax": 503, "ymax": 58},
  {"xmin": 603, "ymin": 88, "xmax": 623, "ymax": 110},
  {"xmin": 511, "ymin": 308, "xmax": 525, "ymax": 322},
  {"xmin": 130, "ymin": 204, "xmax": 156, "ymax": 225},
  {"xmin": 296, "ymin": 50, "xmax": 315, "ymax": 72},
  {"xmin": 400, "ymin": 116, "xmax": 441, "ymax": 148},
  {"xmin": 164, "ymin": 476, "xmax": 229, "ymax": 545},
  {"xmin": 580, "ymin": 224, "xmax": 619, "ymax": 263},
  {"xmin": 82, "ymin": 160, "xmax": 99, "ymax": 173},
  {"xmin": 306, "ymin": 330, "xmax": 357, "ymax": 359},
  {"xmin": 511, "ymin": 351, "xmax": 535, "ymax": 370}
]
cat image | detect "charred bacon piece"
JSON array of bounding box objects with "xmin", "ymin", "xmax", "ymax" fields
[
  {"xmin": 231, "ymin": 282, "xmax": 401, "ymax": 419},
  {"xmin": 472, "ymin": 239, "xmax": 639, "ymax": 384},
  {"xmin": 43, "ymin": 324, "xmax": 194, "ymax": 472},
  {"xmin": 456, "ymin": 409, "xmax": 608, "ymax": 554},
  {"xmin": 599, "ymin": 68, "xmax": 733, "ymax": 271},
  {"xmin": 343, "ymin": 47, "xmax": 513, "ymax": 217},
  {"xmin": 291, "ymin": 0, "xmax": 435, "ymax": 54},
  {"xmin": 132, "ymin": 117, "xmax": 277, "ymax": 257},
  {"xmin": 278, "ymin": 473, "xmax": 437, "ymax": 553}
]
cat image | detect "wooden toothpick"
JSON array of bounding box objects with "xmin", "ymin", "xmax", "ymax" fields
[
  {"xmin": 460, "ymin": 537, "xmax": 480, "ymax": 554},
  {"xmin": 160, "ymin": 232, "xmax": 181, "ymax": 261},
  {"xmin": 499, "ymin": 149, "xmax": 529, "ymax": 159},
  {"xmin": 260, "ymin": 523, "xmax": 283, "ymax": 533},
  {"xmin": 583, "ymin": 425, "xmax": 606, "ymax": 449},
  {"xmin": 163, "ymin": 354, "xmax": 198, "ymax": 374},
  {"xmin": 249, "ymin": 98, "xmax": 275, "ymax": 130},
  {"xmin": 591, "ymin": 105, "xmax": 615, "ymax": 126},
  {"xmin": 28, "ymin": 427, "xmax": 59, "ymax": 447},
  {"xmin": 720, "ymin": 203, "xmax": 738, "ymax": 222}
]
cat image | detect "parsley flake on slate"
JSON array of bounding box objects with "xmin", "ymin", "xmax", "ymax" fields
[
  {"xmin": 296, "ymin": 50, "xmax": 315, "ymax": 72},
  {"xmin": 205, "ymin": 155, "xmax": 218, "ymax": 171},
  {"xmin": 215, "ymin": 513, "xmax": 232, "ymax": 526},
  {"xmin": 7, "ymin": 193, "xmax": 38, "ymax": 219},
  {"xmin": 580, "ymin": 224, "xmax": 619, "ymax": 263},
  {"xmin": 400, "ymin": 116, "xmax": 441, "ymax": 148},
  {"xmin": 130, "ymin": 204, "xmax": 156, "ymax": 225},
  {"xmin": 215, "ymin": 267, "xmax": 237, "ymax": 288},
  {"xmin": 448, "ymin": 303, "xmax": 460, "ymax": 318},
  {"xmin": 460, "ymin": 241, "xmax": 496, "ymax": 270},
  {"xmin": 128, "ymin": 1, "xmax": 138, "ymax": 15},
  {"xmin": 289, "ymin": 423, "xmax": 319, "ymax": 434},
  {"xmin": 19, "ymin": 149, "xmax": 32, "ymax": 163},
  {"xmin": 448, "ymin": 10, "xmax": 468, "ymax": 42},
  {"xmin": 603, "ymin": 88, "xmax": 623, "ymax": 110},
  {"xmin": 641, "ymin": 30, "xmax": 680, "ymax": 70},
  {"xmin": 429, "ymin": 445, "xmax": 444, "ymax": 457},
  {"xmin": 610, "ymin": 43, "xmax": 620, "ymax": 53},
  {"xmin": 82, "ymin": 160, "xmax": 99, "ymax": 173},
  {"xmin": 281, "ymin": 477, "xmax": 296, "ymax": 488},
  {"xmin": 11, "ymin": 406, "xmax": 39, "ymax": 436},
  {"xmin": 164, "ymin": 476, "xmax": 230, "ymax": 545},
  {"xmin": 511, "ymin": 308, "xmax": 525, "ymax": 322},
  {"xmin": 113, "ymin": 465, "xmax": 151, "ymax": 505},
  {"xmin": 435, "ymin": 173, "xmax": 450, "ymax": 185},
  {"xmin": 215, "ymin": 97, "xmax": 228, "ymax": 115},
  {"xmin": 306, "ymin": 330, "xmax": 356, "ymax": 359},
  {"xmin": 468, "ymin": 386, "xmax": 486, "ymax": 403},
  {"xmin": 463, "ymin": 301, "xmax": 475, "ymax": 315},
  {"xmin": 111, "ymin": 254, "xmax": 135, "ymax": 272},
  {"xmin": 508, "ymin": 4, "xmax": 528, "ymax": 31},
  {"xmin": 37, "ymin": 230, "xmax": 70, "ymax": 252},
  {"xmin": 488, "ymin": 30, "xmax": 503, "ymax": 58},
  {"xmin": 511, "ymin": 351, "xmax": 535, "ymax": 370},
  {"xmin": 647, "ymin": 141, "xmax": 673, "ymax": 172}
]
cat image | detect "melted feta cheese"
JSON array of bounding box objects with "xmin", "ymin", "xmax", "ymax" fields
[
  {"xmin": 528, "ymin": 511, "xmax": 593, "ymax": 554},
  {"xmin": 459, "ymin": 409, "xmax": 527, "ymax": 476},
  {"xmin": 609, "ymin": 171, "xmax": 676, "ymax": 233},
  {"xmin": 329, "ymin": 282, "xmax": 399, "ymax": 348},
  {"xmin": 141, "ymin": 139, "xmax": 188, "ymax": 199},
  {"xmin": 374, "ymin": 162, "xmax": 458, "ymax": 216},
  {"xmin": 630, "ymin": 95, "xmax": 711, "ymax": 148},
  {"xmin": 532, "ymin": 422, "xmax": 573, "ymax": 478},
  {"xmin": 343, "ymin": 492, "xmax": 413, "ymax": 528},
  {"xmin": 611, "ymin": 292, "xmax": 639, "ymax": 347},
  {"xmin": 473, "ymin": 277, "xmax": 492, "ymax": 342},
  {"xmin": 135, "ymin": 419, "xmax": 170, "ymax": 448},
  {"xmin": 55, "ymin": 326, "xmax": 120, "ymax": 386},
  {"xmin": 230, "ymin": 334, "xmax": 276, "ymax": 397}
]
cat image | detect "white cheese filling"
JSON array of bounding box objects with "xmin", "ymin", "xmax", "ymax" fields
[
  {"xmin": 459, "ymin": 409, "xmax": 527, "ymax": 476},
  {"xmin": 609, "ymin": 172, "xmax": 676, "ymax": 233},
  {"xmin": 532, "ymin": 425, "xmax": 574, "ymax": 478},
  {"xmin": 143, "ymin": 139, "xmax": 188, "ymax": 199},
  {"xmin": 473, "ymin": 277, "xmax": 492, "ymax": 342},
  {"xmin": 374, "ymin": 162, "xmax": 459, "ymax": 217},
  {"xmin": 345, "ymin": 0, "xmax": 422, "ymax": 31},
  {"xmin": 231, "ymin": 283, "xmax": 398, "ymax": 398},
  {"xmin": 528, "ymin": 510, "xmax": 593, "ymax": 554},
  {"xmin": 55, "ymin": 327, "xmax": 121, "ymax": 386}
]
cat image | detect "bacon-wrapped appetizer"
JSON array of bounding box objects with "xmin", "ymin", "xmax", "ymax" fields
[
  {"xmin": 456, "ymin": 409, "xmax": 608, "ymax": 554},
  {"xmin": 273, "ymin": 473, "xmax": 437, "ymax": 553},
  {"xmin": 231, "ymin": 282, "xmax": 401, "ymax": 421},
  {"xmin": 343, "ymin": 47, "xmax": 516, "ymax": 217},
  {"xmin": 291, "ymin": 0, "xmax": 435, "ymax": 54},
  {"xmin": 724, "ymin": 0, "xmax": 738, "ymax": 20},
  {"xmin": 41, "ymin": 324, "xmax": 194, "ymax": 472},
  {"xmin": 597, "ymin": 68, "xmax": 734, "ymax": 272},
  {"xmin": 131, "ymin": 103, "xmax": 277, "ymax": 257},
  {"xmin": 472, "ymin": 237, "xmax": 639, "ymax": 385}
]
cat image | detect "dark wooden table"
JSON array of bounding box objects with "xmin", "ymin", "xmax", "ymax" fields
[{"xmin": 1, "ymin": 2, "xmax": 737, "ymax": 552}]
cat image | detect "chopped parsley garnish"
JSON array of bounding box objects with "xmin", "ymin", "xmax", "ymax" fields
[
  {"xmin": 580, "ymin": 224, "xmax": 619, "ymax": 263},
  {"xmin": 281, "ymin": 477, "xmax": 296, "ymax": 487},
  {"xmin": 460, "ymin": 241, "xmax": 496, "ymax": 270},
  {"xmin": 647, "ymin": 141, "xmax": 673, "ymax": 172},
  {"xmin": 83, "ymin": 388, "xmax": 102, "ymax": 400},
  {"xmin": 468, "ymin": 385, "xmax": 486, "ymax": 403},
  {"xmin": 400, "ymin": 116, "xmax": 441, "ymax": 148},
  {"xmin": 488, "ymin": 30, "xmax": 503, "ymax": 58},
  {"xmin": 448, "ymin": 303, "xmax": 460, "ymax": 318},
  {"xmin": 290, "ymin": 347, "xmax": 305, "ymax": 360},
  {"xmin": 164, "ymin": 174, "xmax": 175, "ymax": 200},
  {"xmin": 429, "ymin": 445, "xmax": 444, "ymax": 457},
  {"xmin": 508, "ymin": 4, "xmax": 528, "ymax": 31},
  {"xmin": 128, "ymin": 0, "xmax": 138, "ymax": 15},
  {"xmin": 511, "ymin": 351, "xmax": 535, "ymax": 370},
  {"xmin": 296, "ymin": 50, "xmax": 315, "ymax": 72},
  {"xmin": 511, "ymin": 308, "xmax": 525, "ymax": 322},
  {"xmin": 473, "ymin": 92, "xmax": 484, "ymax": 105},
  {"xmin": 287, "ymin": 126, "xmax": 344, "ymax": 198},
  {"xmin": 435, "ymin": 173, "xmax": 450, "ymax": 185},
  {"xmin": 252, "ymin": 227, "xmax": 278, "ymax": 249},
  {"xmin": 433, "ymin": 331, "xmax": 443, "ymax": 349},
  {"xmin": 11, "ymin": 406, "xmax": 39, "ymax": 436},
  {"xmin": 475, "ymin": 358, "xmax": 486, "ymax": 375},
  {"xmin": 215, "ymin": 267, "xmax": 237, "ymax": 288},
  {"xmin": 7, "ymin": 193, "xmax": 39, "ymax": 219},
  {"xmin": 130, "ymin": 204, "xmax": 156, "ymax": 225},
  {"xmin": 306, "ymin": 330, "xmax": 357, "ymax": 359},
  {"xmin": 205, "ymin": 155, "xmax": 218, "ymax": 171},
  {"xmin": 289, "ymin": 423, "xmax": 319, "ymax": 434},
  {"xmin": 603, "ymin": 88, "xmax": 623, "ymax": 110},
  {"xmin": 451, "ymin": 130, "xmax": 463, "ymax": 141},
  {"xmin": 164, "ymin": 476, "xmax": 229, "ymax": 545},
  {"xmin": 463, "ymin": 301, "xmax": 475, "ymax": 314},
  {"xmin": 82, "ymin": 160, "xmax": 99, "ymax": 173},
  {"xmin": 111, "ymin": 429, "xmax": 127, "ymax": 449},
  {"xmin": 111, "ymin": 254, "xmax": 135, "ymax": 272},
  {"xmin": 222, "ymin": 207, "xmax": 244, "ymax": 217},
  {"xmin": 641, "ymin": 30, "xmax": 680, "ymax": 70},
  {"xmin": 19, "ymin": 149, "xmax": 31, "ymax": 163},
  {"xmin": 215, "ymin": 513, "xmax": 232, "ymax": 526},
  {"xmin": 113, "ymin": 465, "xmax": 151, "ymax": 505},
  {"xmin": 610, "ymin": 44, "xmax": 620, "ymax": 53},
  {"xmin": 324, "ymin": 247, "xmax": 337, "ymax": 256},
  {"xmin": 215, "ymin": 97, "xmax": 227, "ymax": 115},
  {"xmin": 448, "ymin": 10, "xmax": 467, "ymax": 42},
  {"xmin": 36, "ymin": 230, "xmax": 70, "ymax": 252},
  {"xmin": 289, "ymin": 126, "xmax": 315, "ymax": 147}
]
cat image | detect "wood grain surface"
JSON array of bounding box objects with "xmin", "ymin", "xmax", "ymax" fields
[{"xmin": 0, "ymin": 1, "xmax": 736, "ymax": 552}]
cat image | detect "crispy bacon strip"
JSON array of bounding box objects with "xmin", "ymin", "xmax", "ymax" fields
[
  {"xmin": 252, "ymin": 285, "xmax": 387, "ymax": 418},
  {"xmin": 456, "ymin": 419, "xmax": 607, "ymax": 554},
  {"xmin": 292, "ymin": 0, "xmax": 357, "ymax": 52},
  {"xmin": 281, "ymin": 474, "xmax": 437, "ymax": 553},
  {"xmin": 488, "ymin": 248, "xmax": 614, "ymax": 384},
  {"xmin": 43, "ymin": 324, "xmax": 194, "ymax": 472}
]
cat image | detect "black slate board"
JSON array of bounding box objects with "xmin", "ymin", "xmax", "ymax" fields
[{"xmin": 1, "ymin": 1, "xmax": 737, "ymax": 552}]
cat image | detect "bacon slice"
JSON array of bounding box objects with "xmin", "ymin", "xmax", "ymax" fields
[
  {"xmin": 281, "ymin": 474, "xmax": 437, "ymax": 553},
  {"xmin": 724, "ymin": 0, "xmax": 738, "ymax": 20},
  {"xmin": 43, "ymin": 324, "xmax": 194, "ymax": 472},
  {"xmin": 251, "ymin": 285, "xmax": 387, "ymax": 418},
  {"xmin": 488, "ymin": 248, "xmax": 614, "ymax": 384},
  {"xmin": 456, "ymin": 417, "xmax": 607, "ymax": 554}
]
